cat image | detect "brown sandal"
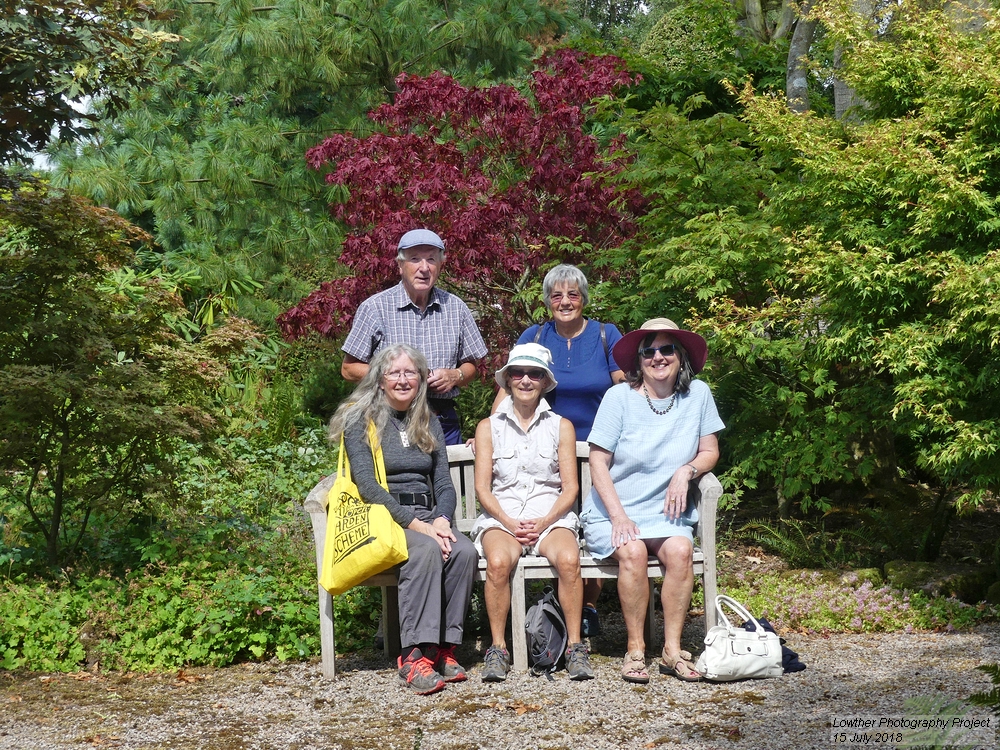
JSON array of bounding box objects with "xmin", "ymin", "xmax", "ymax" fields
[
  {"xmin": 621, "ymin": 651, "xmax": 649, "ymax": 684},
  {"xmin": 658, "ymin": 648, "xmax": 702, "ymax": 682}
]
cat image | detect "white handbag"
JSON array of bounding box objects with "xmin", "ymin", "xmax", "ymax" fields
[{"xmin": 695, "ymin": 595, "xmax": 784, "ymax": 681}]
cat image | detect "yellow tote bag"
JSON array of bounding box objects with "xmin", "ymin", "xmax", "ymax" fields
[{"xmin": 319, "ymin": 424, "xmax": 409, "ymax": 595}]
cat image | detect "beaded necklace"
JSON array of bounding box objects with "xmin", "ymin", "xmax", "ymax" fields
[{"xmin": 643, "ymin": 384, "xmax": 677, "ymax": 415}]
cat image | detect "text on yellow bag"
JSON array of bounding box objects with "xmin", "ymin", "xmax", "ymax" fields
[{"xmin": 320, "ymin": 423, "xmax": 408, "ymax": 595}]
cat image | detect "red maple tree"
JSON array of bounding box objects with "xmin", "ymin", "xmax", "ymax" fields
[{"xmin": 278, "ymin": 49, "xmax": 645, "ymax": 358}]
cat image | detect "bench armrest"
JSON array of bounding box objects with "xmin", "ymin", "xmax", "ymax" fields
[
  {"xmin": 691, "ymin": 471, "xmax": 722, "ymax": 550},
  {"xmin": 691, "ymin": 471, "xmax": 723, "ymax": 629},
  {"xmin": 304, "ymin": 474, "xmax": 336, "ymax": 572}
]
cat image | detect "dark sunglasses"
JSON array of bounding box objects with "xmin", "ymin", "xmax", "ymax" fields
[
  {"xmin": 507, "ymin": 367, "xmax": 546, "ymax": 381},
  {"xmin": 640, "ymin": 344, "xmax": 677, "ymax": 359}
]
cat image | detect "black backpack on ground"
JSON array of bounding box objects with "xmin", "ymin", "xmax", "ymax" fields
[{"xmin": 525, "ymin": 585, "xmax": 568, "ymax": 678}]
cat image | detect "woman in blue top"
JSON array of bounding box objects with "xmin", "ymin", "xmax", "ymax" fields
[
  {"xmin": 493, "ymin": 264, "xmax": 625, "ymax": 441},
  {"xmin": 582, "ymin": 318, "xmax": 724, "ymax": 684},
  {"xmin": 490, "ymin": 264, "xmax": 625, "ymax": 633}
]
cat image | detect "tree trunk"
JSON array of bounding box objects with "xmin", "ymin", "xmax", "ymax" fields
[
  {"xmin": 786, "ymin": 3, "xmax": 817, "ymax": 113},
  {"xmin": 833, "ymin": 0, "xmax": 874, "ymax": 119},
  {"xmin": 833, "ymin": 45, "xmax": 866, "ymax": 119},
  {"xmin": 47, "ymin": 462, "xmax": 64, "ymax": 566},
  {"xmin": 919, "ymin": 487, "xmax": 954, "ymax": 562},
  {"xmin": 945, "ymin": 0, "xmax": 988, "ymax": 33},
  {"xmin": 773, "ymin": 0, "xmax": 797, "ymax": 40},
  {"xmin": 742, "ymin": 0, "xmax": 770, "ymax": 42},
  {"xmin": 777, "ymin": 483, "xmax": 792, "ymax": 519}
]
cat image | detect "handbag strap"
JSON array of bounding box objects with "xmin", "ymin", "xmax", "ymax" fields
[
  {"xmin": 337, "ymin": 434, "xmax": 350, "ymax": 479},
  {"xmin": 715, "ymin": 594, "xmax": 767, "ymax": 636},
  {"xmin": 367, "ymin": 421, "xmax": 389, "ymax": 492},
  {"xmin": 334, "ymin": 425, "xmax": 390, "ymax": 494}
]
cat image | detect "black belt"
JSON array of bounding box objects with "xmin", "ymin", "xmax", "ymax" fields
[{"xmin": 394, "ymin": 492, "xmax": 432, "ymax": 508}]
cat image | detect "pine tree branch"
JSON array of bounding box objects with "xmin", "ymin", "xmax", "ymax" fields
[
  {"xmin": 403, "ymin": 34, "xmax": 461, "ymax": 70},
  {"xmin": 188, "ymin": 1, "xmax": 277, "ymax": 7}
]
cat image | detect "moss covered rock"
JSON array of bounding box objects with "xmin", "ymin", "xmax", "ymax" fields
[
  {"xmin": 986, "ymin": 581, "xmax": 1000, "ymax": 605},
  {"xmin": 884, "ymin": 560, "xmax": 996, "ymax": 604},
  {"xmin": 778, "ymin": 568, "xmax": 883, "ymax": 586}
]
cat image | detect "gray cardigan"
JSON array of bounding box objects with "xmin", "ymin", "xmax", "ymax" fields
[{"xmin": 342, "ymin": 414, "xmax": 457, "ymax": 528}]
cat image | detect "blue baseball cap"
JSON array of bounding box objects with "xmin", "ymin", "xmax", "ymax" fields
[{"xmin": 397, "ymin": 229, "xmax": 445, "ymax": 252}]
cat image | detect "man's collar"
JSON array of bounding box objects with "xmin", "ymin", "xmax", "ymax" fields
[{"xmin": 393, "ymin": 281, "xmax": 441, "ymax": 311}]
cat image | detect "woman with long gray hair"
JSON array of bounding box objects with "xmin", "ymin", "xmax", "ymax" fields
[{"xmin": 329, "ymin": 344, "xmax": 478, "ymax": 695}]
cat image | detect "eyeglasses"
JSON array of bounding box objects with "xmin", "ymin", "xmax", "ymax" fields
[
  {"xmin": 384, "ymin": 369, "xmax": 419, "ymax": 382},
  {"xmin": 550, "ymin": 291, "xmax": 581, "ymax": 303},
  {"xmin": 507, "ymin": 367, "xmax": 547, "ymax": 381},
  {"xmin": 640, "ymin": 344, "xmax": 677, "ymax": 359}
]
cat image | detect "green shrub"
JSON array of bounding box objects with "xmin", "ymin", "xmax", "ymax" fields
[
  {"xmin": 332, "ymin": 586, "xmax": 381, "ymax": 652},
  {"xmin": 723, "ymin": 569, "xmax": 995, "ymax": 633},
  {"xmin": 97, "ymin": 560, "xmax": 319, "ymax": 670},
  {"xmin": 0, "ymin": 579, "xmax": 89, "ymax": 671},
  {"xmin": 0, "ymin": 553, "xmax": 322, "ymax": 672},
  {"xmin": 457, "ymin": 379, "xmax": 496, "ymax": 441}
]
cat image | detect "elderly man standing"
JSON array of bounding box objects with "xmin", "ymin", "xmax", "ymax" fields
[{"xmin": 341, "ymin": 229, "xmax": 488, "ymax": 444}]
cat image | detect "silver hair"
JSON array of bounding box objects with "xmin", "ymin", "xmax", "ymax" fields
[
  {"xmin": 625, "ymin": 332, "xmax": 695, "ymax": 394},
  {"xmin": 328, "ymin": 344, "xmax": 438, "ymax": 452},
  {"xmin": 396, "ymin": 246, "xmax": 446, "ymax": 263},
  {"xmin": 542, "ymin": 264, "xmax": 589, "ymax": 308}
]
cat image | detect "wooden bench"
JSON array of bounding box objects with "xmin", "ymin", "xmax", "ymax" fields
[{"xmin": 304, "ymin": 441, "xmax": 722, "ymax": 678}]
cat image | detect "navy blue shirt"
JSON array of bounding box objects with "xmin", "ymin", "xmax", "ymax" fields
[{"xmin": 517, "ymin": 319, "xmax": 623, "ymax": 441}]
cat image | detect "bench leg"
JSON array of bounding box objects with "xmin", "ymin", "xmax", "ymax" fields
[
  {"xmin": 318, "ymin": 584, "xmax": 336, "ymax": 679},
  {"xmin": 703, "ymin": 567, "xmax": 718, "ymax": 633},
  {"xmin": 644, "ymin": 580, "xmax": 657, "ymax": 651},
  {"xmin": 382, "ymin": 586, "xmax": 401, "ymax": 659},
  {"xmin": 510, "ymin": 566, "xmax": 529, "ymax": 672}
]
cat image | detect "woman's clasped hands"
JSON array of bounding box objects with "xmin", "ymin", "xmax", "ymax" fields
[
  {"xmin": 409, "ymin": 517, "xmax": 457, "ymax": 560},
  {"xmin": 511, "ymin": 517, "xmax": 547, "ymax": 547}
]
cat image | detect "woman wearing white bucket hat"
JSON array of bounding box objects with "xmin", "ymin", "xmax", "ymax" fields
[
  {"xmin": 581, "ymin": 318, "xmax": 724, "ymax": 684},
  {"xmin": 471, "ymin": 343, "xmax": 594, "ymax": 682},
  {"xmin": 489, "ymin": 264, "xmax": 626, "ymax": 637}
]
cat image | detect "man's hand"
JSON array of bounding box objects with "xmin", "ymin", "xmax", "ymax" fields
[{"xmin": 427, "ymin": 367, "xmax": 462, "ymax": 394}]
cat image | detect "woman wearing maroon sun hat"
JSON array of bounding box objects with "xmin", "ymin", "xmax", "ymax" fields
[{"xmin": 580, "ymin": 318, "xmax": 724, "ymax": 685}]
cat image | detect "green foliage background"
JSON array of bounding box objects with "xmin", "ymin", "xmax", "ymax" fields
[{"xmin": 5, "ymin": 0, "xmax": 1000, "ymax": 674}]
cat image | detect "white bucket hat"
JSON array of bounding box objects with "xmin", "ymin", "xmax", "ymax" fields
[{"xmin": 494, "ymin": 343, "xmax": 558, "ymax": 393}]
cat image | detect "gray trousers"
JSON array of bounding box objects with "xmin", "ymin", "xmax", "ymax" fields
[{"xmin": 397, "ymin": 507, "xmax": 478, "ymax": 648}]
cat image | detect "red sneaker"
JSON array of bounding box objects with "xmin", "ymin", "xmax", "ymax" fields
[
  {"xmin": 425, "ymin": 644, "xmax": 468, "ymax": 682},
  {"xmin": 397, "ymin": 650, "xmax": 446, "ymax": 695}
]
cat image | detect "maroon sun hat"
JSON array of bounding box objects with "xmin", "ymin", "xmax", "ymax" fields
[{"xmin": 612, "ymin": 318, "xmax": 709, "ymax": 374}]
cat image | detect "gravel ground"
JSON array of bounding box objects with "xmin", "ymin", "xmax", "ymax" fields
[{"xmin": 3, "ymin": 612, "xmax": 999, "ymax": 750}]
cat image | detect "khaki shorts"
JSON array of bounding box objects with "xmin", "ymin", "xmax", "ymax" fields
[{"xmin": 470, "ymin": 512, "xmax": 581, "ymax": 557}]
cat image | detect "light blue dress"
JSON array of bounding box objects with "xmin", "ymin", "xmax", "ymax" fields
[{"xmin": 581, "ymin": 380, "xmax": 725, "ymax": 560}]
